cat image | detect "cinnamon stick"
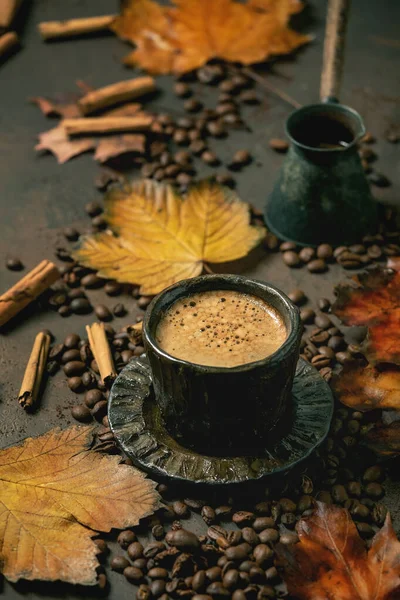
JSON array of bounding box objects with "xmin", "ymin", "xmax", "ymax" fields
[
  {"xmin": 0, "ymin": 0, "xmax": 23, "ymax": 28},
  {"xmin": 0, "ymin": 31, "xmax": 19, "ymax": 59},
  {"xmin": 86, "ymin": 322, "xmax": 116, "ymax": 385},
  {"xmin": 0, "ymin": 260, "xmax": 60, "ymax": 328},
  {"xmin": 78, "ymin": 77, "xmax": 156, "ymax": 115},
  {"xmin": 38, "ymin": 15, "xmax": 116, "ymax": 40},
  {"xmin": 18, "ymin": 332, "xmax": 51, "ymax": 409},
  {"xmin": 63, "ymin": 115, "xmax": 153, "ymax": 136}
]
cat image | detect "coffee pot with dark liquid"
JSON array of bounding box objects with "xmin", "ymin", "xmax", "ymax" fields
[{"xmin": 264, "ymin": 0, "xmax": 377, "ymax": 246}]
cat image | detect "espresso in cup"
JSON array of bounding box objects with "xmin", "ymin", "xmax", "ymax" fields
[{"xmin": 155, "ymin": 289, "xmax": 287, "ymax": 368}]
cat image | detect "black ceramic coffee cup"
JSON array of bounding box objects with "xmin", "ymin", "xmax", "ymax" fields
[{"xmin": 143, "ymin": 275, "xmax": 301, "ymax": 455}]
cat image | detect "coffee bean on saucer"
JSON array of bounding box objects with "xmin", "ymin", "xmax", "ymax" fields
[
  {"xmin": 307, "ymin": 259, "xmax": 327, "ymax": 273},
  {"xmin": 6, "ymin": 257, "xmax": 24, "ymax": 271}
]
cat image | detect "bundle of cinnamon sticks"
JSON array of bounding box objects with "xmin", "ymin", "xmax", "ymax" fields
[{"xmin": 0, "ymin": 0, "xmax": 23, "ymax": 63}]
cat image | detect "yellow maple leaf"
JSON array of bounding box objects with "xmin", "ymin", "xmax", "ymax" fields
[
  {"xmin": 111, "ymin": 0, "xmax": 311, "ymax": 74},
  {"xmin": 73, "ymin": 179, "xmax": 265, "ymax": 295},
  {"xmin": 0, "ymin": 426, "xmax": 159, "ymax": 584}
]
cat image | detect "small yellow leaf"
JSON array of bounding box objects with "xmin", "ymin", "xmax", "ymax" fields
[
  {"xmin": 0, "ymin": 426, "xmax": 159, "ymax": 584},
  {"xmin": 73, "ymin": 179, "xmax": 265, "ymax": 295}
]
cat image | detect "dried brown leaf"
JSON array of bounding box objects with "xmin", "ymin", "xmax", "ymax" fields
[{"xmin": 0, "ymin": 426, "xmax": 159, "ymax": 584}]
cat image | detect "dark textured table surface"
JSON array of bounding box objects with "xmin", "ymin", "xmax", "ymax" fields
[{"xmin": 0, "ymin": 0, "xmax": 399, "ymax": 597}]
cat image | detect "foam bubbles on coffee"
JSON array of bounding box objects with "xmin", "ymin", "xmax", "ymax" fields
[{"xmin": 155, "ymin": 290, "xmax": 287, "ymax": 368}]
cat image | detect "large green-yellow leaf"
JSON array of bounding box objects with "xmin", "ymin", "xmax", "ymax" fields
[{"xmin": 74, "ymin": 179, "xmax": 265, "ymax": 295}]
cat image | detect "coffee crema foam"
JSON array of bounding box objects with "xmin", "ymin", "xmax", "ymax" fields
[{"xmin": 155, "ymin": 290, "xmax": 287, "ymax": 368}]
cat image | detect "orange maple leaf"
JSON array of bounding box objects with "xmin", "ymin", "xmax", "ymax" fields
[
  {"xmin": 276, "ymin": 502, "xmax": 400, "ymax": 600},
  {"xmin": 332, "ymin": 266, "xmax": 400, "ymax": 365},
  {"xmin": 111, "ymin": 0, "xmax": 311, "ymax": 74}
]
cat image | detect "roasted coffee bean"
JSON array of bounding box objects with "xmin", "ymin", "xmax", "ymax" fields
[
  {"xmin": 206, "ymin": 566, "xmax": 222, "ymax": 581},
  {"xmin": 56, "ymin": 247, "xmax": 73, "ymax": 262},
  {"xmin": 239, "ymin": 90, "xmax": 259, "ymax": 104},
  {"xmin": 61, "ymin": 349, "xmax": 81, "ymax": 364},
  {"xmin": 176, "ymin": 172, "xmax": 192, "ymax": 187},
  {"xmin": 307, "ymin": 258, "xmax": 327, "ymax": 273},
  {"xmin": 112, "ymin": 303, "xmax": 126, "ymax": 317},
  {"xmin": 104, "ymin": 281, "xmax": 122, "ymax": 296},
  {"xmin": 227, "ymin": 530, "xmax": 243, "ymax": 546},
  {"xmin": 138, "ymin": 295, "xmax": 153, "ymax": 309},
  {"xmin": 314, "ymin": 314, "xmax": 332, "ymax": 330},
  {"xmin": 216, "ymin": 173, "xmax": 235, "ymax": 188},
  {"xmin": 165, "ymin": 529, "xmax": 200, "ymax": 551},
  {"xmin": 134, "ymin": 345, "xmax": 145, "ymax": 356},
  {"xmin": 318, "ymin": 346, "xmax": 335, "ymax": 359},
  {"xmin": 299, "ymin": 247, "xmax": 315, "ymax": 263},
  {"xmin": 241, "ymin": 528, "xmax": 259, "ymax": 546},
  {"xmin": 124, "ymin": 566, "xmax": 144, "ymax": 583},
  {"xmin": 316, "ymin": 244, "xmax": 333, "ymax": 260},
  {"xmin": 279, "ymin": 241, "xmax": 297, "ymax": 251},
  {"xmin": 111, "ymin": 555, "xmax": 131, "ymax": 572},
  {"xmin": 335, "ymin": 351, "xmax": 354, "ymax": 365},
  {"xmin": 318, "ymin": 297, "xmax": 331, "ymax": 312},
  {"xmin": 127, "ymin": 541, "xmax": 144, "ymax": 560},
  {"xmin": 63, "ymin": 226, "xmax": 79, "ymax": 241},
  {"xmin": 279, "ymin": 498, "xmax": 296, "ymax": 513},
  {"xmin": 201, "ymin": 505, "xmax": 217, "ymax": 525},
  {"xmin": 94, "ymin": 304, "xmax": 112, "ymax": 321},
  {"xmin": 85, "ymin": 201, "xmax": 102, "ymax": 217},
  {"xmin": 372, "ymin": 503, "xmax": 388, "ymax": 525},
  {"xmin": 215, "ymin": 102, "xmax": 237, "ymax": 116},
  {"xmin": 151, "ymin": 524, "xmax": 164, "ymax": 540},
  {"xmin": 64, "ymin": 333, "xmax": 80, "ymax": 349},
  {"xmin": 300, "ymin": 308, "xmax": 315, "ymax": 324},
  {"xmin": 367, "ymin": 244, "xmax": 383, "ymax": 259},
  {"xmin": 253, "ymin": 545, "xmax": 273, "ymax": 567},
  {"xmin": 347, "ymin": 481, "xmax": 362, "ymax": 497},
  {"xmin": 71, "ymin": 405, "xmax": 92, "ymax": 422},
  {"xmin": 48, "ymin": 292, "xmax": 68, "ymax": 309},
  {"xmin": 190, "ymin": 140, "xmax": 207, "ymax": 155},
  {"xmin": 356, "ymin": 522, "xmax": 375, "ymax": 538},
  {"xmin": 64, "ymin": 361, "xmax": 86, "ymax": 376},
  {"xmin": 68, "ymin": 376, "xmax": 83, "ymax": 392},
  {"xmin": 201, "ymin": 150, "xmax": 219, "ymax": 165},
  {"xmin": 309, "ymin": 330, "xmax": 330, "ymax": 344},
  {"xmin": 232, "ymin": 511, "xmax": 254, "ymax": 526},
  {"xmin": 252, "ymin": 517, "xmax": 274, "ymax": 531},
  {"xmin": 97, "ymin": 573, "xmax": 108, "ymax": 590},
  {"xmin": 198, "ymin": 65, "xmax": 224, "ymax": 84},
  {"xmin": 58, "ymin": 305, "xmax": 71, "ymax": 317},
  {"xmin": 280, "ymin": 513, "xmax": 296, "ymax": 528},
  {"xmin": 193, "ymin": 571, "xmax": 207, "ymax": 592},
  {"xmin": 174, "ymin": 130, "xmax": 189, "ymax": 145},
  {"xmin": 137, "ymin": 584, "xmax": 152, "ymax": 600},
  {"xmin": 331, "ymin": 484, "xmax": 349, "ymax": 504},
  {"xmin": 363, "ymin": 465, "xmax": 384, "ymax": 482},
  {"xmin": 369, "ymin": 172, "xmax": 391, "ymax": 187},
  {"xmin": 269, "ymin": 138, "xmax": 289, "ymax": 153},
  {"xmin": 121, "ymin": 349, "xmax": 133, "ymax": 363},
  {"xmin": 297, "ymin": 495, "xmax": 314, "ymax": 512},
  {"xmin": 364, "ymin": 482, "xmax": 384, "ymax": 499},
  {"xmin": 47, "ymin": 360, "xmax": 59, "ymax": 375},
  {"xmin": 49, "ymin": 343, "xmax": 65, "ymax": 361},
  {"xmin": 346, "ymin": 419, "xmax": 360, "ymax": 434},
  {"xmin": 174, "ymin": 82, "xmax": 192, "ymax": 97},
  {"xmin": 282, "ymin": 251, "xmax": 300, "ymax": 267},
  {"xmin": 279, "ymin": 531, "xmax": 299, "ymax": 545},
  {"xmin": 287, "ymin": 289, "xmax": 306, "ymax": 306},
  {"xmin": 184, "ymin": 99, "xmax": 203, "ymax": 113},
  {"xmin": 222, "ymin": 113, "xmax": 242, "ymax": 126},
  {"xmin": 141, "ymin": 163, "xmax": 157, "ymax": 178},
  {"xmin": 70, "ymin": 298, "xmax": 92, "ymax": 314},
  {"xmin": 172, "ymin": 501, "xmax": 190, "ymax": 518},
  {"xmin": 6, "ymin": 257, "xmax": 24, "ymax": 271},
  {"xmin": 175, "ymin": 150, "xmax": 192, "ymax": 165},
  {"xmin": 223, "ymin": 569, "xmax": 240, "ymax": 589},
  {"xmin": 225, "ymin": 544, "xmax": 251, "ymax": 561},
  {"xmin": 229, "ymin": 150, "xmax": 251, "ymax": 168},
  {"xmin": 206, "ymin": 582, "xmax": 230, "ymax": 597},
  {"xmin": 328, "ymin": 336, "xmax": 346, "ymax": 351},
  {"xmin": 91, "ymin": 400, "xmax": 108, "ymax": 421},
  {"xmin": 232, "ymin": 591, "xmax": 246, "ymax": 600},
  {"xmin": 207, "ymin": 120, "xmax": 226, "ymax": 137},
  {"xmin": 84, "ymin": 389, "xmax": 103, "ymax": 408},
  {"xmin": 91, "ymin": 215, "xmax": 107, "ymax": 229},
  {"xmin": 258, "ymin": 529, "xmax": 279, "ymax": 544}
]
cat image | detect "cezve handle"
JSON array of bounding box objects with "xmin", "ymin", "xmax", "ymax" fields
[{"xmin": 320, "ymin": 0, "xmax": 351, "ymax": 102}]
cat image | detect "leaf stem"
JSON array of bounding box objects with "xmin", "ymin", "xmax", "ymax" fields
[
  {"xmin": 203, "ymin": 263, "xmax": 214, "ymax": 274},
  {"xmin": 242, "ymin": 67, "xmax": 302, "ymax": 109}
]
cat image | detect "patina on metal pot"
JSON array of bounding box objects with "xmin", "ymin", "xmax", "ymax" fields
[
  {"xmin": 143, "ymin": 274, "xmax": 301, "ymax": 456},
  {"xmin": 265, "ymin": 0, "xmax": 377, "ymax": 247}
]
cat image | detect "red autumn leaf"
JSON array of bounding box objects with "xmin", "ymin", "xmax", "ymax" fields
[
  {"xmin": 332, "ymin": 363, "xmax": 400, "ymax": 412},
  {"xmin": 332, "ymin": 266, "xmax": 400, "ymax": 365},
  {"xmin": 276, "ymin": 501, "xmax": 400, "ymax": 600}
]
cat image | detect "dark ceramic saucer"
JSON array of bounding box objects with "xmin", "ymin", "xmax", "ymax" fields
[{"xmin": 108, "ymin": 356, "xmax": 333, "ymax": 485}]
